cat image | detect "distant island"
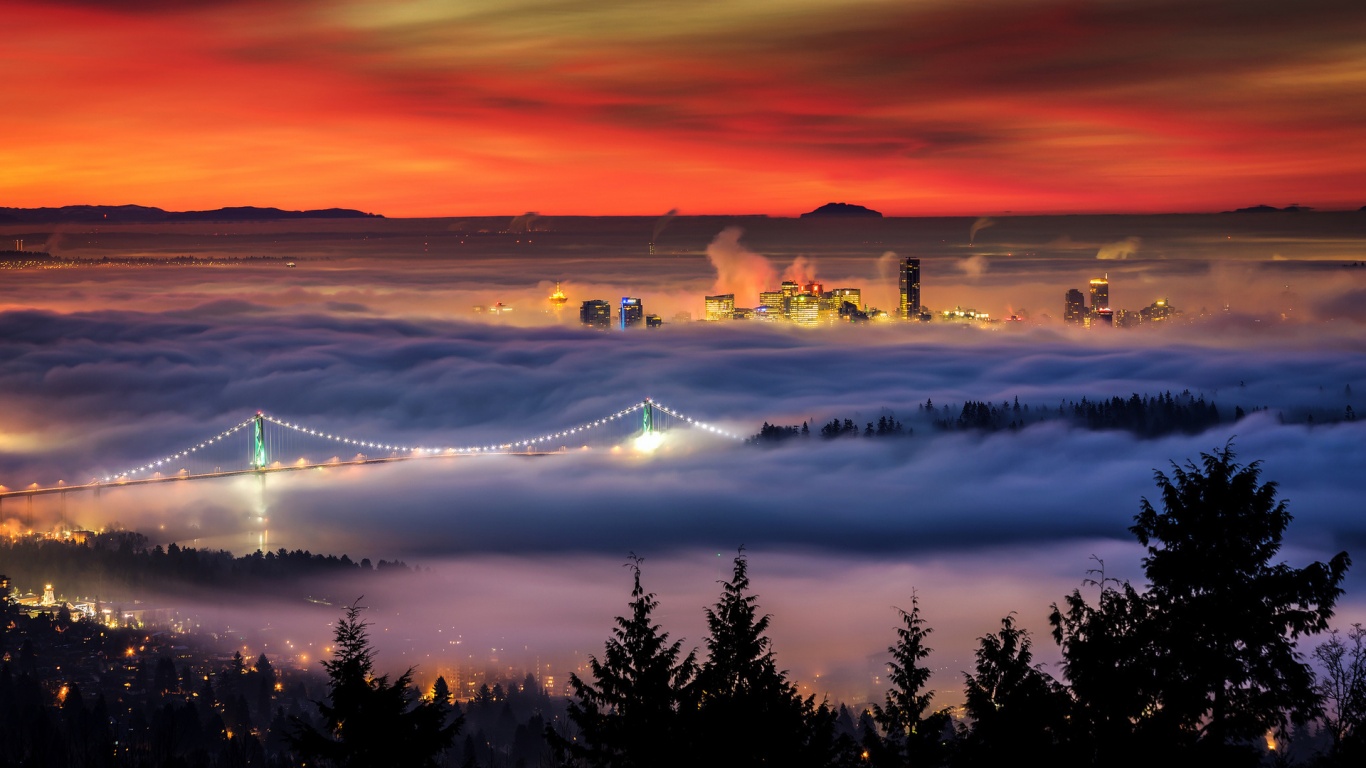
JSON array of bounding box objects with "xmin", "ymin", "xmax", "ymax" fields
[
  {"xmin": 0, "ymin": 204, "xmax": 383, "ymax": 223},
  {"xmin": 1224, "ymin": 204, "xmax": 1314, "ymax": 213},
  {"xmin": 800, "ymin": 202, "xmax": 883, "ymax": 218}
]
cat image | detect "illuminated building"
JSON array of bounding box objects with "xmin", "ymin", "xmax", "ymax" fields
[
  {"xmin": 1140, "ymin": 298, "xmax": 1179, "ymax": 323},
  {"xmin": 899, "ymin": 258, "xmax": 921, "ymax": 319},
  {"xmin": 788, "ymin": 294, "xmax": 820, "ymax": 326},
  {"xmin": 829, "ymin": 287, "xmax": 861, "ymax": 308},
  {"xmin": 780, "ymin": 281, "xmax": 800, "ymax": 300},
  {"xmin": 803, "ymin": 281, "xmax": 824, "ymax": 296},
  {"xmin": 1089, "ymin": 308, "xmax": 1114, "ymax": 327},
  {"xmin": 41, "ymin": 584, "xmax": 55, "ymax": 607},
  {"xmin": 620, "ymin": 297, "xmax": 644, "ymax": 329},
  {"xmin": 705, "ymin": 294, "xmax": 736, "ymax": 321},
  {"xmin": 548, "ymin": 282, "xmax": 568, "ymax": 305},
  {"xmin": 940, "ymin": 306, "xmax": 989, "ymax": 324},
  {"xmin": 1089, "ymin": 274, "xmax": 1110, "ymax": 314},
  {"xmin": 1064, "ymin": 289, "xmax": 1085, "ymax": 324},
  {"xmin": 732, "ymin": 307, "xmax": 756, "ymax": 320},
  {"xmin": 759, "ymin": 290, "xmax": 784, "ymax": 315},
  {"xmin": 645, "ymin": 314, "xmax": 663, "ymax": 328},
  {"xmin": 579, "ymin": 299, "xmax": 611, "ymax": 329}
]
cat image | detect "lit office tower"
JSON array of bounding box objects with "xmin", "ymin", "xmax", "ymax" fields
[
  {"xmin": 899, "ymin": 258, "xmax": 921, "ymax": 319},
  {"xmin": 1089, "ymin": 274, "xmax": 1110, "ymax": 313},
  {"xmin": 580, "ymin": 299, "xmax": 611, "ymax": 329},
  {"xmin": 620, "ymin": 297, "xmax": 644, "ymax": 329},
  {"xmin": 788, "ymin": 294, "xmax": 821, "ymax": 326},
  {"xmin": 1064, "ymin": 289, "xmax": 1085, "ymax": 324},
  {"xmin": 705, "ymin": 294, "xmax": 736, "ymax": 321}
]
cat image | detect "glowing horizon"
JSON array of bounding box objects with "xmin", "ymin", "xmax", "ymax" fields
[{"xmin": 4, "ymin": 0, "xmax": 1365, "ymax": 217}]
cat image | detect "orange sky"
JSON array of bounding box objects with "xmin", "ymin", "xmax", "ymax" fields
[{"xmin": 3, "ymin": 0, "xmax": 1365, "ymax": 216}]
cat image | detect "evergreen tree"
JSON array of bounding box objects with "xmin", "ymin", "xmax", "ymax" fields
[
  {"xmin": 1053, "ymin": 444, "xmax": 1350, "ymax": 765},
  {"xmin": 548, "ymin": 555, "xmax": 697, "ymax": 768},
  {"xmin": 290, "ymin": 600, "xmax": 460, "ymax": 768},
  {"xmin": 695, "ymin": 550, "xmax": 836, "ymax": 767},
  {"xmin": 958, "ymin": 615, "xmax": 1071, "ymax": 766},
  {"xmin": 1050, "ymin": 571, "xmax": 1164, "ymax": 766},
  {"xmin": 1132, "ymin": 444, "xmax": 1349, "ymax": 753},
  {"xmin": 870, "ymin": 593, "xmax": 949, "ymax": 767}
]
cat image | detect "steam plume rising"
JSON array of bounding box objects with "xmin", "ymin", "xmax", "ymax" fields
[
  {"xmin": 706, "ymin": 227, "xmax": 775, "ymax": 306},
  {"xmin": 507, "ymin": 212, "xmax": 540, "ymax": 234},
  {"xmin": 1097, "ymin": 236, "xmax": 1141, "ymax": 260},
  {"xmin": 969, "ymin": 217, "xmax": 995, "ymax": 244},
  {"xmin": 653, "ymin": 209, "xmax": 679, "ymax": 241},
  {"xmin": 960, "ymin": 255, "xmax": 988, "ymax": 278},
  {"xmin": 782, "ymin": 255, "xmax": 818, "ymax": 286}
]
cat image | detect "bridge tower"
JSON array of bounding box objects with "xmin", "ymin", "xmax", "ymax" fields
[
  {"xmin": 642, "ymin": 400, "xmax": 654, "ymax": 435},
  {"xmin": 251, "ymin": 412, "xmax": 268, "ymax": 469}
]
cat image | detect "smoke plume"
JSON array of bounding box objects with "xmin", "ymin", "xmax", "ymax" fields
[
  {"xmin": 652, "ymin": 209, "xmax": 679, "ymax": 242},
  {"xmin": 1097, "ymin": 236, "xmax": 1141, "ymax": 260},
  {"xmin": 969, "ymin": 217, "xmax": 995, "ymax": 244},
  {"xmin": 706, "ymin": 227, "xmax": 776, "ymax": 305},
  {"xmin": 782, "ymin": 255, "xmax": 819, "ymax": 286},
  {"xmin": 960, "ymin": 255, "xmax": 988, "ymax": 278},
  {"xmin": 507, "ymin": 212, "xmax": 540, "ymax": 234}
]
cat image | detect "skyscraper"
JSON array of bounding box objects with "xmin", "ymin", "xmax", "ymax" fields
[
  {"xmin": 899, "ymin": 258, "xmax": 921, "ymax": 319},
  {"xmin": 580, "ymin": 299, "xmax": 611, "ymax": 329},
  {"xmin": 1089, "ymin": 274, "xmax": 1110, "ymax": 313},
  {"xmin": 1064, "ymin": 289, "xmax": 1085, "ymax": 324},
  {"xmin": 620, "ymin": 297, "xmax": 644, "ymax": 329}
]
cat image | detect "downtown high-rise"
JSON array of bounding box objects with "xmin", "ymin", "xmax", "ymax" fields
[{"xmin": 899, "ymin": 258, "xmax": 921, "ymax": 320}]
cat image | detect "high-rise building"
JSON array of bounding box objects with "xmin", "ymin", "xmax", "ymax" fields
[
  {"xmin": 620, "ymin": 297, "xmax": 644, "ymax": 329},
  {"xmin": 580, "ymin": 299, "xmax": 611, "ymax": 329},
  {"xmin": 705, "ymin": 294, "xmax": 736, "ymax": 321},
  {"xmin": 1089, "ymin": 274, "xmax": 1110, "ymax": 313},
  {"xmin": 899, "ymin": 258, "xmax": 921, "ymax": 319},
  {"xmin": 788, "ymin": 294, "xmax": 820, "ymax": 326},
  {"xmin": 1064, "ymin": 289, "xmax": 1085, "ymax": 324},
  {"xmin": 645, "ymin": 314, "xmax": 663, "ymax": 328},
  {"xmin": 758, "ymin": 290, "xmax": 784, "ymax": 313}
]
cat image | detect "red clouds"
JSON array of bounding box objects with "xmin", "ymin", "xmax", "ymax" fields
[{"xmin": 4, "ymin": 0, "xmax": 1365, "ymax": 215}]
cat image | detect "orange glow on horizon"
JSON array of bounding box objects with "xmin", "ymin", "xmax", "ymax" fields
[{"xmin": 2, "ymin": 1, "xmax": 1364, "ymax": 216}]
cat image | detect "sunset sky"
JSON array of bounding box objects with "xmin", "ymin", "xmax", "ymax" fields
[{"xmin": 4, "ymin": 0, "xmax": 1365, "ymax": 216}]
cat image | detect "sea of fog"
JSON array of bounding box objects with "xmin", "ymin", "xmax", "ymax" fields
[{"xmin": 1, "ymin": 213, "xmax": 1364, "ymax": 704}]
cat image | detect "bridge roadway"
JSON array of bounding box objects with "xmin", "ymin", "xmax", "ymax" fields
[{"xmin": 0, "ymin": 448, "xmax": 560, "ymax": 501}]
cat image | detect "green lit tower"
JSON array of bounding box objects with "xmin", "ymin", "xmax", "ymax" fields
[
  {"xmin": 251, "ymin": 413, "xmax": 268, "ymax": 469},
  {"xmin": 642, "ymin": 400, "xmax": 654, "ymax": 435}
]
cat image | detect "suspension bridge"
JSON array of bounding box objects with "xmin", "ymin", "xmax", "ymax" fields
[{"xmin": 0, "ymin": 398, "xmax": 738, "ymax": 503}]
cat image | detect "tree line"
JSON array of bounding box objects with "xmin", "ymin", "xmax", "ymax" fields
[
  {"xmin": 749, "ymin": 391, "xmax": 1233, "ymax": 444},
  {"xmin": 1, "ymin": 530, "xmax": 411, "ymax": 603},
  {"xmin": 545, "ymin": 445, "xmax": 1360, "ymax": 768}
]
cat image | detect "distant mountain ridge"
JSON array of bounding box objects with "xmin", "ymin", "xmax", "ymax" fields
[{"xmin": 0, "ymin": 204, "xmax": 383, "ymax": 223}]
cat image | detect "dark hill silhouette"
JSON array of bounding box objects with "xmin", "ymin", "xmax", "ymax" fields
[
  {"xmin": 1224, "ymin": 204, "xmax": 1314, "ymax": 213},
  {"xmin": 0, "ymin": 204, "xmax": 382, "ymax": 223},
  {"xmin": 800, "ymin": 202, "xmax": 882, "ymax": 218}
]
